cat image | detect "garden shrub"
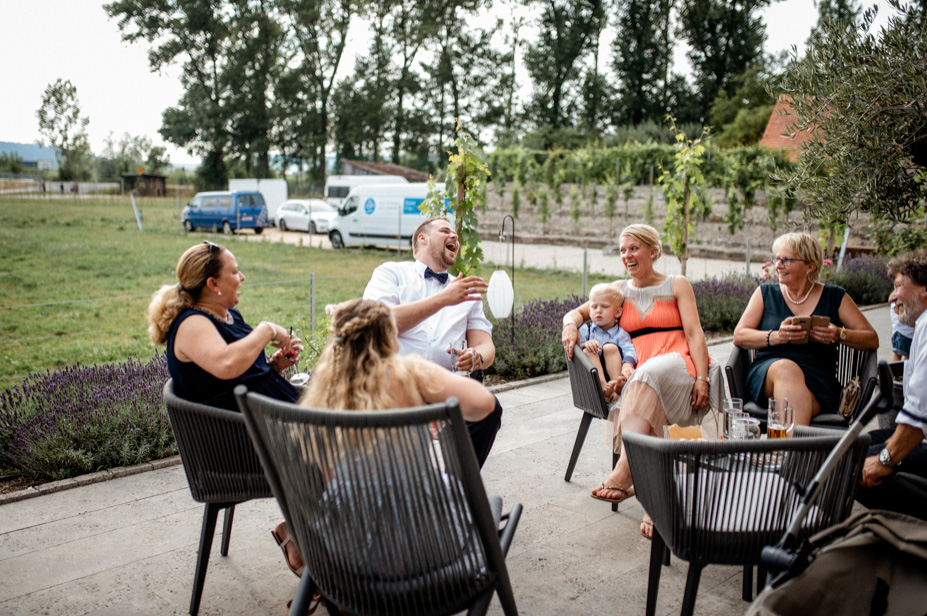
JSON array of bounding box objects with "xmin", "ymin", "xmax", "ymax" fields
[
  {"xmin": 0, "ymin": 355, "xmax": 175, "ymax": 481},
  {"xmin": 489, "ymin": 296, "xmax": 581, "ymax": 379},
  {"xmin": 833, "ymin": 253, "xmax": 893, "ymax": 306},
  {"xmin": 692, "ymin": 274, "xmax": 759, "ymax": 332}
]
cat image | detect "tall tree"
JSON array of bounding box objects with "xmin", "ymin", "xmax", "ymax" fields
[
  {"xmin": 578, "ymin": 3, "xmax": 608, "ymax": 134},
  {"xmin": 106, "ymin": 0, "xmax": 233, "ymax": 188},
  {"xmin": 611, "ymin": 0, "xmax": 672, "ymax": 125},
  {"xmin": 377, "ymin": 0, "xmax": 443, "ymax": 163},
  {"xmin": 677, "ymin": 0, "xmax": 774, "ymax": 121},
  {"xmin": 278, "ymin": 0, "xmax": 354, "ymax": 182},
  {"xmin": 422, "ymin": 1, "xmax": 507, "ymax": 155},
  {"xmin": 36, "ymin": 79, "xmax": 91, "ymax": 181},
  {"xmin": 226, "ymin": 0, "xmax": 285, "ymax": 178},
  {"xmin": 523, "ymin": 0, "xmax": 605, "ymax": 132}
]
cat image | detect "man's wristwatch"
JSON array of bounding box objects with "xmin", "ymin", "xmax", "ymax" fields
[{"xmin": 878, "ymin": 447, "xmax": 899, "ymax": 469}]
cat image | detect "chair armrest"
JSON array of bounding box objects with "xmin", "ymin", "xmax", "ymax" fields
[{"xmin": 725, "ymin": 345, "xmax": 753, "ymax": 402}]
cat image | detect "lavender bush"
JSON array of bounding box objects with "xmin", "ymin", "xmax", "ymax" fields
[
  {"xmin": 0, "ymin": 355, "xmax": 175, "ymax": 481},
  {"xmin": 692, "ymin": 274, "xmax": 760, "ymax": 332},
  {"xmin": 833, "ymin": 253, "xmax": 893, "ymax": 306},
  {"xmin": 489, "ymin": 296, "xmax": 581, "ymax": 379}
]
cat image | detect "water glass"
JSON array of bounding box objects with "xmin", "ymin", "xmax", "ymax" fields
[
  {"xmin": 731, "ymin": 416, "xmax": 760, "ymax": 440},
  {"xmin": 450, "ymin": 340, "xmax": 470, "ymax": 377},
  {"xmin": 768, "ymin": 399, "xmax": 795, "ymax": 439},
  {"xmin": 722, "ymin": 398, "xmax": 744, "ymax": 440}
]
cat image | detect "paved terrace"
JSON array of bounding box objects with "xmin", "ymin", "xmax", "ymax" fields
[{"xmin": 0, "ymin": 305, "xmax": 893, "ymax": 615}]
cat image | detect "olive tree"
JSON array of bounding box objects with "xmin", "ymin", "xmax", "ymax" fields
[{"xmin": 774, "ymin": 1, "xmax": 927, "ymax": 223}]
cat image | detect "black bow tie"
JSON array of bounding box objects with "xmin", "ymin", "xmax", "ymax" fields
[{"xmin": 424, "ymin": 267, "xmax": 449, "ymax": 284}]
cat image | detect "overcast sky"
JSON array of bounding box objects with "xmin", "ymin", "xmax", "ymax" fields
[{"xmin": 1, "ymin": 0, "xmax": 894, "ymax": 168}]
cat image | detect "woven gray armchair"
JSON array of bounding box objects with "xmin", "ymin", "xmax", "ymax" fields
[
  {"xmin": 623, "ymin": 428, "xmax": 869, "ymax": 616},
  {"xmin": 235, "ymin": 386, "xmax": 523, "ymax": 616},
  {"xmin": 564, "ymin": 349, "xmax": 620, "ymax": 483},
  {"xmin": 725, "ymin": 345, "xmax": 878, "ymax": 429},
  {"xmin": 162, "ymin": 379, "xmax": 273, "ymax": 616}
]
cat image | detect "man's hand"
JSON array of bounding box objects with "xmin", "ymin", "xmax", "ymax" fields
[
  {"xmin": 861, "ymin": 454, "xmax": 894, "ymax": 488},
  {"xmin": 441, "ymin": 274, "xmax": 488, "ymax": 307},
  {"xmin": 449, "ymin": 346, "xmax": 477, "ymax": 371}
]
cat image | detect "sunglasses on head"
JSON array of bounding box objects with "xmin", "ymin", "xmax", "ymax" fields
[{"xmin": 203, "ymin": 241, "xmax": 219, "ymax": 283}]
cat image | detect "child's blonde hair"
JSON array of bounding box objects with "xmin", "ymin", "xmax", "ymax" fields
[{"xmin": 588, "ymin": 283, "xmax": 624, "ymax": 304}]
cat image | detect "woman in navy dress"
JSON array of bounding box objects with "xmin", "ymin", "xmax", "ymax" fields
[
  {"xmin": 734, "ymin": 232, "xmax": 878, "ymax": 425},
  {"xmin": 147, "ymin": 241, "xmax": 301, "ymax": 411}
]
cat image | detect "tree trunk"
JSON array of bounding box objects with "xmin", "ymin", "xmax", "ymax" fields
[{"xmin": 681, "ymin": 175, "xmax": 690, "ymax": 277}]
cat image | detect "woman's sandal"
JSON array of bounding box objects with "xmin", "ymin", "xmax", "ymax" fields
[
  {"xmin": 590, "ymin": 483, "xmax": 635, "ymax": 504},
  {"xmin": 640, "ymin": 515, "xmax": 654, "ymax": 540},
  {"xmin": 286, "ymin": 592, "xmax": 322, "ymax": 615},
  {"xmin": 272, "ymin": 522, "xmax": 305, "ymax": 578}
]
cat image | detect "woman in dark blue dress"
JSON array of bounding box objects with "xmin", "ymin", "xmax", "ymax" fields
[
  {"xmin": 146, "ymin": 241, "xmax": 301, "ymax": 410},
  {"xmin": 733, "ymin": 232, "xmax": 878, "ymax": 425}
]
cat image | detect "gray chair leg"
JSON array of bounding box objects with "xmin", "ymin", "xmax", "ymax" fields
[
  {"xmin": 680, "ymin": 563, "xmax": 703, "ymax": 616},
  {"xmin": 646, "ymin": 530, "xmax": 666, "ymax": 616},
  {"xmin": 564, "ymin": 413, "xmax": 594, "ymax": 482},
  {"xmin": 190, "ymin": 503, "xmax": 221, "ymax": 616},
  {"xmin": 611, "ymin": 451, "xmax": 620, "ymax": 513},
  {"xmin": 220, "ymin": 504, "xmax": 235, "ymax": 556}
]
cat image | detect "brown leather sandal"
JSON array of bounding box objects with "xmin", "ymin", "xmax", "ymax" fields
[{"xmin": 272, "ymin": 522, "xmax": 305, "ymax": 577}]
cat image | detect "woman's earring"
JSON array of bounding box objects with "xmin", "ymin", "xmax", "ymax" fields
[{"xmin": 218, "ymin": 290, "xmax": 222, "ymax": 296}]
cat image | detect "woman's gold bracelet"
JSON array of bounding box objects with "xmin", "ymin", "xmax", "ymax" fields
[{"xmin": 562, "ymin": 322, "xmax": 578, "ymax": 329}]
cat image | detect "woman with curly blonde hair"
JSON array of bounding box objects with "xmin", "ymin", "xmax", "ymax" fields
[{"xmin": 301, "ymin": 298, "xmax": 495, "ymax": 417}]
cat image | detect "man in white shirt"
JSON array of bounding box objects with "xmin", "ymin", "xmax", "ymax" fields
[
  {"xmin": 858, "ymin": 249, "xmax": 927, "ymax": 520},
  {"xmin": 364, "ymin": 217, "xmax": 502, "ymax": 467}
]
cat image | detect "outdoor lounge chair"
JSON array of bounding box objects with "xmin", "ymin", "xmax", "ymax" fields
[
  {"xmin": 162, "ymin": 379, "xmax": 273, "ymax": 616},
  {"xmin": 235, "ymin": 387, "xmax": 523, "ymax": 616},
  {"xmin": 623, "ymin": 427, "xmax": 869, "ymax": 616},
  {"xmin": 725, "ymin": 345, "xmax": 878, "ymax": 428}
]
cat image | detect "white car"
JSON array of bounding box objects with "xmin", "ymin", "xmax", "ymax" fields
[{"xmin": 274, "ymin": 199, "xmax": 338, "ymax": 234}]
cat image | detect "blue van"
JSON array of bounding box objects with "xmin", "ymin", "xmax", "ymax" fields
[{"xmin": 182, "ymin": 191, "xmax": 269, "ymax": 234}]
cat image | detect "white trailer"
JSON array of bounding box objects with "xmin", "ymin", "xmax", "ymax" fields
[{"xmin": 228, "ymin": 178, "xmax": 288, "ymax": 223}]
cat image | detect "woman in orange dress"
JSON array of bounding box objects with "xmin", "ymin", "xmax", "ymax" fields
[{"xmin": 561, "ymin": 224, "xmax": 721, "ymax": 537}]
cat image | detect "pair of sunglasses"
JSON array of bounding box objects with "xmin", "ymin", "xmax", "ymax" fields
[{"xmin": 203, "ymin": 241, "xmax": 219, "ymax": 283}]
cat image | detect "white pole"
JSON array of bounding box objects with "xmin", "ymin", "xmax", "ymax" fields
[{"xmin": 130, "ymin": 194, "xmax": 143, "ymax": 231}]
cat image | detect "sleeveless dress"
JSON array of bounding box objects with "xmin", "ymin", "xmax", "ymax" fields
[
  {"xmin": 615, "ymin": 276, "xmax": 722, "ymax": 428},
  {"xmin": 746, "ymin": 283, "xmax": 845, "ymax": 412},
  {"xmin": 166, "ymin": 307, "xmax": 299, "ymax": 411}
]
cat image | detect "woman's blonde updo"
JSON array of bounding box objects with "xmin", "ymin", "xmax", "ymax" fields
[
  {"xmin": 301, "ymin": 298, "xmax": 434, "ymax": 411},
  {"xmin": 146, "ymin": 242, "xmax": 227, "ymax": 345},
  {"xmin": 621, "ymin": 224, "xmax": 663, "ymax": 261},
  {"xmin": 772, "ymin": 232, "xmax": 823, "ymax": 284}
]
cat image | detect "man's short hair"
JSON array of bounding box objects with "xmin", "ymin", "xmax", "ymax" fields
[
  {"xmin": 412, "ymin": 216, "xmax": 451, "ymax": 257},
  {"xmin": 888, "ymin": 248, "xmax": 927, "ymax": 287}
]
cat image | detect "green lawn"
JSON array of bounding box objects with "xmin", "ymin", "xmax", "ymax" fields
[{"xmin": 0, "ymin": 196, "xmax": 612, "ymax": 391}]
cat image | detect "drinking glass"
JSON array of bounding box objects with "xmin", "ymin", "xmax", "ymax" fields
[
  {"xmin": 732, "ymin": 416, "xmax": 760, "ymax": 440},
  {"xmin": 768, "ymin": 400, "xmax": 795, "ymax": 439},
  {"xmin": 722, "ymin": 398, "xmax": 744, "ymax": 440},
  {"xmin": 450, "ymin": 340, "xmax": 470, "ymax": 377}
]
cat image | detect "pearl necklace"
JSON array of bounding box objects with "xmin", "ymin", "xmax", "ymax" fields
[
  {"xmin": 193, "ymin": 306, "xmax": 233, "ymax": 325},
  {"xmin": 783, "ymin": 282, "xmax": 815, "ymax": 305}
]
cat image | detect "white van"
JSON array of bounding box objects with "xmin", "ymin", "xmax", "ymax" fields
[
  {"xmin": 324, "ymin": 174, "xmax": 408, "ymax": 207},
  {"xmin": 328, "ymin": 182, "xmax": 449, "ymax": 249}
]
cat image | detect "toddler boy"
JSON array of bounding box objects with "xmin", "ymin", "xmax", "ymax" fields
[{"xmin": 578, "ymin": 283, "xmax": 637, "ymax": 402}]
